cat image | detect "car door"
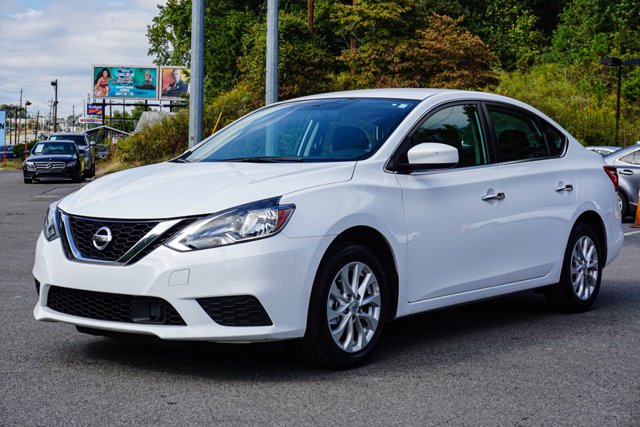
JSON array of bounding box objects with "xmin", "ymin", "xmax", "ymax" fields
[
  {"xmin": 392, "ymin": 102, "xmax": 510, "ymax": 302},
  {"xmin": 484, "ymin": 103, "xmax": 576, "ymax": 283},
  {"xmin": 615, "ymin": 147, "xmax": 640, "ymax": 210}
]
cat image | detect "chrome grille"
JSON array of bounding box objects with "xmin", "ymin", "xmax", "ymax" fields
[
  {"xmin": 60, "ymin": 212, "xmax": 197, "ymax": 265},
  {"xmin": 68, "ymin": 216, "xmax": 159, "ymax": 261},
  {"xmin": 35, "ymin": 161, "xmax": 66, "ymax": 171}
]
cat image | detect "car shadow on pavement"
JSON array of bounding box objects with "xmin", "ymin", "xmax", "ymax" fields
[{"xmin": 63, "ymin": 284, "xmax": 637, "ymax": 380}]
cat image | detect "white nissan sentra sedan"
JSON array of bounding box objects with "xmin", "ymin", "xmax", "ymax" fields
[{"xmin": 33, "ymin": 89, "xmax": 623, "ymax": 368}]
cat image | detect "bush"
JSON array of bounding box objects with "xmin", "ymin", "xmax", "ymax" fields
[
  {"xmin": 494, "ymin": 63, "xmax": 640, "ymax": 146},
  {"xmin": 12, "ymin": 140, "xmax": 37, "ymax": 157},
  {"xmin": 116, "ymin": 110, "xmax": 189, "ymax": 164}
]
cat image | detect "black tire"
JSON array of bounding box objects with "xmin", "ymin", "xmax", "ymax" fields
[
  {"xmin": 545, "ymin": 223, "xmax": 602, "ymax": 312},
  {"xmin": 300, "ymin": 242, "xmax": 389, "ymax": 369},
  {"xmin": 618, "ymin": 191, "xmax": 629, "ymax": 219},
  {"xmin": 23, "ymin": 177, "xmax": 32, "ymax": 184},
  {"xmin": 72, "ymin": 173, "xmax": 83, "ymax": 183}
]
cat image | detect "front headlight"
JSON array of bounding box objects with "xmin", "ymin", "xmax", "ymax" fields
[
  {"xmin": 165, "ymin": 198, "xmax": 295, "ymax": 251},
  {"xmin": 43, "ymin": 200, "xmax": 62, "ymax": 241},
  {"xmin": 25, "ymin": 161, "xmax": 35, "ymax": 168},
  {"xmin": 67, "ymin": 160, "xmax": 77, "ymax": 167}
]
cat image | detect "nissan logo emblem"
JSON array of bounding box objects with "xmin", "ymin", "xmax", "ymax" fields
[{"xmin": 92, "ymin": 226, "xmax": 113, "ymax": 250}]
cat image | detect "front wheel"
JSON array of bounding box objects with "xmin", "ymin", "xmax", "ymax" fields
[
  {"xmin": 545, "ymin": 223, "xmax": 602, "ymax": 312},
  {"xmin": 23, "ymin": 177, "xmax": 32, "ymax": 184},
  {"xmin": 301, "ymin": 242, "xmax": 389, "ymax": 369}
]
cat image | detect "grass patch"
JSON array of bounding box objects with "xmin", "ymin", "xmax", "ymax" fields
[
  {"xmin": 97, "ymin": 160, "xmax": 138, "ymax": 176},
  {"xmin": 1, "ymin": 159, "xmax": 22, "ymax": 170}
]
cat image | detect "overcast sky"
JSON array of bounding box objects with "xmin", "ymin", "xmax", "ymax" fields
[{"xmin": 0, "ymin": 0, "xmax": 167, "ymax": 118}]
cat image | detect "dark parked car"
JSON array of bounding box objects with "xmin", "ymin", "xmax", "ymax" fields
[
  {"xmin": 96, "ymin": 144, "xmax": 111, "ymax": 160},
  {"xmin": 49, "ymin": 132, "xmax": 95, "ymax": 178},
  {"xmin": 604, "ymin": 144, "xmax": 640, "ymax": 219},
  {"xmin": 23, "ymin": 140, "xmax": 85, "ymax": 184},
  {"xmin": 2, "ymin": 145, "xmax": 16, "ymax": 159}
]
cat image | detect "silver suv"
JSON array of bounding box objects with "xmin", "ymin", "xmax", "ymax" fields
[{"xmin": 49, "ymin": 132, "xmax": 96, "ymax": 178}]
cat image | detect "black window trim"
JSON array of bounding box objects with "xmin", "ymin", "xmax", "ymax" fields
[
  {"xmin": 386, "ymin": 100, "xmax": 495, "ymax": 174},
  {"xmin": 481, "ymin": 100, "xmax": 569, "ymax": 164}
]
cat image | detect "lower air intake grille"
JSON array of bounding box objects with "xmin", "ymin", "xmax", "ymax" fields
[
  {"xmin": 47, "ymin": 286, "xmax": 186, "ymax": 326},
  {"xmin": 197, "ymin": 295, "xmax": 272, "ymax": 327}
]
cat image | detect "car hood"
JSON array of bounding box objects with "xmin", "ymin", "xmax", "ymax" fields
[
  {"xmin": 59, "ymin": 161, "xmax": 356, "ymax": 219},
  {"xmin": 27, "ymin": 154, "xmax": 76, "ymax": 162}
]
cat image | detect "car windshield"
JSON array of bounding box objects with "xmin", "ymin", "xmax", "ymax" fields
[
  {"xmin": 32, "ymin": 142, "xmax": 76, "ymax": 155},
  {"xmin": 51, "ymin": 135, "xmax": 86, "ymax": 147},
  {"xmin": 185, "ymin": 98, "xmax": 419, "ymax": 163}
]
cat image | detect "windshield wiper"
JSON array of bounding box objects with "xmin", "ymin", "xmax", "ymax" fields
[
  {"xmin": 218, "ymin": 157, "xmax": 305, "ymax": 163},
  {"xmin": 169, "ymin": 157, "xmax": 190, "ymax": 163}
]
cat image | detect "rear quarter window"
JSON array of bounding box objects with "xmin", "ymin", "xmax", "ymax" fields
[{"xmin": 540, "ymin": 120, "xmax": 567, "ymax": 156}]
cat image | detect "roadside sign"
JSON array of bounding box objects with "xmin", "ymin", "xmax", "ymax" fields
[
  {"xmin": 87, "ymin": 103, "xmax": 103, "ymax": 116},
  {"xmin": 0, "ymin": 111, "xmax": 6, "ymax": 146},
  {"xmin": 1, "ymin": 111, "xmax": 6, "ymax": 161},
  {"xmin": 79, "ymin": 117, "xmax": 103, "ymax": 124}
]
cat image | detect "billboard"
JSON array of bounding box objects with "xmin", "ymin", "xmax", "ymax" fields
[
  {"xmin": 159, "ymin": 66, "xmax": 190, "ymax": 100},
  {"xmin": 86, "ymin": 103, "xmax": 103, "ymax": 116},
  {"xmin": 92, "ymin": 65, "xmax": 158, "ymax": 99}
]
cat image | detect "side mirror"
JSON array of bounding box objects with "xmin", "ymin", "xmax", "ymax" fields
[
  {"xmin": 406, "ymin": 143, "xmax": 459, "ymax": 170},
  {"xmin": 90, "ymin": 141, "xmax": 96, "ymax": 147}
]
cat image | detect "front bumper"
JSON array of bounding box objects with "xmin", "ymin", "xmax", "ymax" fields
[
  {"xmin": 33, "ymin": 232, "xmax": 329, "ymax": 341},
  {"xmin": 24, "ymin": 165, "xmax": 81, "ymax": 180}
]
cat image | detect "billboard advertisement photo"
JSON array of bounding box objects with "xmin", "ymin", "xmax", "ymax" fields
[
  {"xmin": 159, "ymin": 66, "xmax": 189, "ymax": 100},
  {"xmin": 93, "ymin": 65, "xmax": 158, "ymax": 99}
]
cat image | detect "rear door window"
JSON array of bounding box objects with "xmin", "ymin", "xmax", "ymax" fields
[
  {"xmin": 487, "ymin": 105, "xmax": 548, "ymax": 162},
  {"xmin": 619, "ymin": 150, "xmax": 640, "ymax": 165},
  {"xmin": 540, "ymin": 120, "xmax": 567, "ymax": 156}
]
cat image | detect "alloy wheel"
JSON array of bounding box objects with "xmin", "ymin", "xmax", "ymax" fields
[
  {"xmin": 570, "ymin": 236, "xmax": 599, "ymax": 301},
  {"xmin": 326, "ymin": 261, "xmax": 381, "ymax": 353}
]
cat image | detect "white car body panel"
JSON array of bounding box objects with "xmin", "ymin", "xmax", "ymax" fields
[{"xmin": 33, "ymin": 89, "xmax": 624, "ymax": 343}]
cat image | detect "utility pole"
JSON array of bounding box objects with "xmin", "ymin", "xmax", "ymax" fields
[
  {"xmin": 265, "ymin": 0, "xmax": 279, "ymax": 105},
  {"xmin": 15, "ymin": 89, "xmax": 22, "ymax": 144},
  {"xmin": 188, "ymin": 0, "xmax": 205, "ymax": 148},
  {"xmin": 308, "ymin": 0, "xmax": 314, "ymax": 33},
  {"xmin": 51, "ymin": 79, "xmax": 58, "ymax": 132},
  {"xmin": 35, "ymin": 111, "xmax": 40, "ymax": 138},
  {"xmin": 24, "ymin": 101, "xmax": 31, "ymax": 154},
  {"xmin": 48, "ymin": 99, "xmax": 52, "ymax": 133},
  {"xmin": 72, "ymin": 105, "xmax": 75, "ymax": 132}
]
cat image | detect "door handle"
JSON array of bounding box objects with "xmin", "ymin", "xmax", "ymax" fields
[
  {"xmin": 619, "ymin": 169, "xmax": 634, "ymax": 176},
  {"xmin": 555, "ymin": 184, "xmax": 574, "ymax": 192},
  {"xmin": 482, "ymin": 192, "xmax": 505, "ymax": 201}
]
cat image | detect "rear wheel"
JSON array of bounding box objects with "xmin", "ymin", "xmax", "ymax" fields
[
  {"xmin": 618, "ymin": 191, "xmax": 629, "ymax": 219},
  {"xmin": 545, "ymin": 223, "xmax": 602, "ymax": 312},
  {"xmin": 301, "ymin": 242, "xmax": 389, "ymax": 369}
]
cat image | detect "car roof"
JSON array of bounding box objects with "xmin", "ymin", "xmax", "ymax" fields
[
  {"xmin": 51, "ymin": 132, "xmax": 86, "ymax": 136},
  {"xmin": 292, "ymin": 88, "xmax": 453, "ymax": 101},
  {"xmin": 41, "ymin": 139, "xmax": 77, "ymax": 144},
  {"xmin": 586, "ymin": 146, "xmax": 619, "ymax": 150}
]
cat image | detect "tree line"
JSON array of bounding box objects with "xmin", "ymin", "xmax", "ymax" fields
[{"xmin": 120, "ymin": 0, "xmax": 640, "ymax": 164}]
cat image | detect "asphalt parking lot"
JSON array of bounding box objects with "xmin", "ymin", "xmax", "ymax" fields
[{"xmin": 1, "ymin": 169, "xmax": 639, "ymax": 426}]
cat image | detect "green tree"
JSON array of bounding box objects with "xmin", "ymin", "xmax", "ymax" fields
[
  {"xmin": 239, "ymin": 10, "xmax": 337, "ymax": 100},
  {"xmin": 388, "ymin": 14, "xmax": 498, "ymax": 89},
  {"xmin": 147, "ymin": 0, "xmax": 262, "ymax": 100}
]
